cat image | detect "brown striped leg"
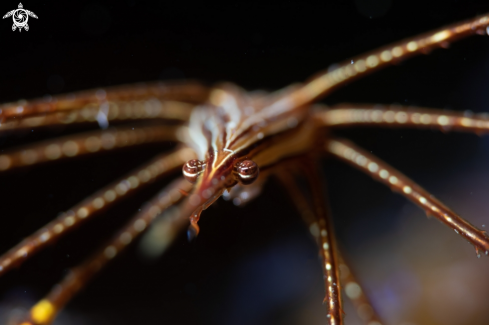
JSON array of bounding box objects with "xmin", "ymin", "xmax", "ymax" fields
[
  {"xmin": 316, "ymin": 103, "xmax": 489, "ymax": 134},
  {"xmin": 0, "ymin": 125, "xmax": 184, "ymax": 172},
  {"xmin": 280, "ymin": 159, "xmax": 343, "ymax": 324},
  {"xmin": 271, "ymin": 14, "xmax": 489, "ymax": 110},
  {"xmin": 326, "ymin": 138, "xmax": 489, "ymax": 256},
  {"xmin": 0, "ymin": 147, "xmax": 195, "ymax": 277},
  {"xmin": 276, "ymin": 165, "xmax": 384, "ymax": 325},
  {"xmin": 337, "ymin": 255, "xmax": 383, "ymax": 325},
  {"xmin": 303, "ymin": 160, "xmax": 343, "ymax": 325},
  {"xmin": 0, "ymin": 81, "xmax": 209, "ymax": 122},
  {"xmin": 19, "ymin": 178, "xmax": 193, "ymax": 325},
  {"xmin": 0, "ymin": 99, "xmax": 193, "ymax": 133}
]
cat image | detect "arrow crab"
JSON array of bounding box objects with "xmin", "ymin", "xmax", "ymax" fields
[{"xmin": 1, "ymin": 9, "xmax": 489, "ymax": 325}]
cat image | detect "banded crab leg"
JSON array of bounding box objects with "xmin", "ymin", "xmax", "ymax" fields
[
  {"xmin": 0, "ymin": 147, "xmax": 195, "ymax": 277},
  {"xmin": 326, "ymin": 138, "xmax": 489, "ymax": 256},
  {"xmin": 0, "ymin": 99, "xmax": 193, "ymax": 133},
  {"xmin": 0, "ymin": 81, "xmax": 208, "ymax": 123},
  {"xmin": 337, "ymin": 254, "xmax": 382, "ymax": 325},
  {"xmin": 19, "ymin": 177, "xmax": 193, "ymax": 325},
  {"xmin": 276, "ymin": 164, "xmax": 383, "ymax": 325},
  {"xmin": 316, "ymin": 103, "xmax": 489, "ymax": 134},
  {"xmin": 0, "ymin": 125, "xmax": 184, "ymax": 172},
  {"xmin": 270, "ymin": 13, "xmax": 489, "ymax": 110},
  {"xmin": 281, "ymin": 158, "xmax": 344, "ymax": 324}
]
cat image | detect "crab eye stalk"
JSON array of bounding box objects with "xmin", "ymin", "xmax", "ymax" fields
[
  {"xmin": 234, "ymin": 159, "xmax": 259, "ymax": 185},
  {"xmin": 182, "ymin": 159, "xmax": 206, "ymax": 183}
]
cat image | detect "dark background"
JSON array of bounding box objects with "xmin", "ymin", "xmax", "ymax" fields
[{"xmin": 1, "ymin": 0, "xmax": 489, "ymax": 324}]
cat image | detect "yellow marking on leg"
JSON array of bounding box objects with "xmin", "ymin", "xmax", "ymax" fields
[{"xmin": 31, "ymin": 299, "xmax": 56, "ymax": 324}]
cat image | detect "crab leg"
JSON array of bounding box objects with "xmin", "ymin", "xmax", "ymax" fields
[
  {"xmin": 316, "ymin": 103, "xmax": 489, "ymax": 134},
  {"xmin": 277, "ymin": 164, "xmax": 383, "ymax": 325},
  {"xmin": 0, "ymin": 147, "xmax": 195, "ymax": 277},
  {"xmin": 19, "ymin": 178, "xmax": 193, "ymax": 325},
  {"xmin": 302, "ymin": 159, "xmax": 343, "ymax": 325},
  {"xmin": 0, "ymin": 125, "xmax": 183, "ymax": 172},
  {"xmin": 0, "ymin": 81, "xmax": 209, "ymax": 123},
  {"xmin": 0, "ymin": 99, "xmax": 193, "ymax": 133},
  {"xmin": 280, "ymin": 158, "xmax": 344, "ymax": 324},
  {"xmin": 326, "ymin": 138, "xmax": 489, "ymax": 256},
  {"xmin": 272, "ymin": 13, "xmax": 489, "ymax": 110},
  {"xmin": 337, "ymin": 254, "xmax": 383, "ymax": 325}
]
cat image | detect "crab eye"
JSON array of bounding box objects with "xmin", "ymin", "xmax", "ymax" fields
[
  {"xmin": 182, "ymin": 159, "xmax": 206, "ymax": 183},
  {"xmin": 234, "ymin": 159, "xmax": 259, "ymax": 185}
]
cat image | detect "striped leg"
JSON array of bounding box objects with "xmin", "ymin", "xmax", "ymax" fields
[
  {"xmin": 326, "ymin": 138, "xmax": 489, "ymax": 256},
  {"xmin": 270, "ymin": 14, "xmax": 489, "ymax": 110},
  {"xmin": 316, "ymin": 103, "xmax": 489, "ymax": 134},
  {"xmin": 0, "ymin": 81, "xmax": 209, "ymax": 123},
  {"xmin": 0, "ymin": 99, "xmax": 194, "ymax": 133},
  {"xmin": 0, "ymin": 147, "xmax": 195, "ymax": 276},
  {"xmin": 276, "ymin": 164, "xmax": 383, "ymax": 325},
  {"xmin": 276, "ymin": 159, "xmax": 343, "ymax": 324},
  {"xmin": 337, "ymin": 254, "xmax": 383, "ymax": 325},
  {"xmin": 19, "ymin": 178, "xmax": 193, "ymax": 325},
  {"xmin": 0, "ymin": 125, "xmax": 184, "ymax": 172}
]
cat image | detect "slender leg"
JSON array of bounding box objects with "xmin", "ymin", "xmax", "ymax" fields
[
  {"xmin": 281, "ymin": 158, "xmax": 344, "ymax": 324},
  {"xmin": 0, "ymin": 99, "xmax": 194, "ymax": 133},
  {"xmin": 0, "ymin": 81, "xmax": 209, "ymax": 122},
  {"xmin": 0, "ymin": 125, "xmax": 184, "ymax": 172},
  {"xmin": 326, "ymin": 138, "xmax": 489, "ymax": 256},
  {"xmin": 19, "ymin": 178, "xmax": 193, "ymax": 325},
  {"xmin": 277, "ymin": 165, "xmax": 383, "ymax": 325},
  {"xmin": 0, "ymin": 147, "xmax": 195, "ymax": 276},
  {"xmin": 269, "ymin": 14, "xmax": 489, "ymax": 110},
  {"xmin": 337, "ymin": 254, "xmax": 383, "ymax": 325},
  {"xmin": 316, "ymin": 103, "xmax": 489, "ymax": 134}
]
